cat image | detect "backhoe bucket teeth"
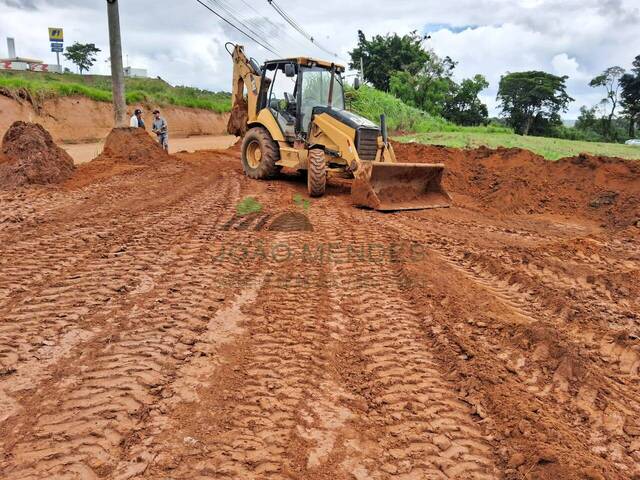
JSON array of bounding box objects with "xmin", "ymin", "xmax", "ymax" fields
[{"xmin": 351, "ymin": 162, "xmax": 452, "ymax": 211}]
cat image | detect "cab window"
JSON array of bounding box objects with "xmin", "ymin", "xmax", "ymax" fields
[{"xmin": 268, "ymin": 63, "xmax": 298, "ymax": 136}]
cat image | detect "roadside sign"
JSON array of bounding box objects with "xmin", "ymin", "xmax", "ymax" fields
[
  {"xmin": 49, "ymin": 28, "xmax": 64, "ymax": 42},
  {"xmin": 51, "ymin": 44, "xmax": 64, "ymax": 53}
]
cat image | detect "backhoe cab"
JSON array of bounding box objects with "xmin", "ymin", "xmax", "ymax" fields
[{"xmin": 227, "ymin": 43, "xmax": 451, "ymax": 211}]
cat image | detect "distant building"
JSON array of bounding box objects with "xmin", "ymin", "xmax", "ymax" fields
[
  {"xmin": 124, "ymin": 66, "xmax": 148, "ymax": 78},
  {"xmin": 0, "ymin": 37, "xmax": 62, "ymax": 73}
]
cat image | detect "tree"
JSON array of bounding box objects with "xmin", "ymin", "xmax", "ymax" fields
[
  {"xmin": 64, "ymin": 42, "xmax": 101, "ymax": 74},
  {"xmin": 589, "ymin": 66, "xmax": 626, "ymax": 139},
  {"xmin": 442, "ymin": 75, "xmax": 490, "ymax": 126},
  {"xmin": 620, "ymin": 55, "xmax": 640, "ymax": 138},
  {"xmin": 389, "ymin": 52, "xmax": 457, "ymax": 116},
  {"xmin": 497, "ymin": 71, "xmax": 573, "ymax": 136},
  {"xmin": 575, "ymin": 105, "xmax": 599, "ymax": 132},
  {"xmin": 349, "ymin": 30, "xmax": 429, "ymax": 91}
]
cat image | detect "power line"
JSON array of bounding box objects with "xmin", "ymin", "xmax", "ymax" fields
[
  {"xmin": 207, "ymin": 0, "xmax": 282, "ymax": 56},
  {"xmin": 234, "ymin": 0, "xmax": 308, "ymax": 55},
  {"xmin": 194, "ymin": 0, "xmax": 280, "ymax": 56},
  {"xmin": 267, "ymin": 0, "xmax": 347, "ymax": 62}
]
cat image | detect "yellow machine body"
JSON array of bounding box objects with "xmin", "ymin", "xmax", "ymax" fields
[{"xmin": 227, "ymin": 43, "xmax": 452, "ymax": 210}]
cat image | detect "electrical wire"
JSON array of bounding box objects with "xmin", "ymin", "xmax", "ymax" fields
[
  {"xmin": 266, "ymin": 0, "xmax": 347, "ymax": 62},
  {"xmin": 194, "ymin": 0, "xmax": 280, "ymax": 56},
  {"xmin": 233, "ymin": 0, "xmax": 307, "ymax": 56},
  {"xmin": 196, "ymin": 0, "xmax": 350, "ymax": 65},
  {"xmin": 206, "ymin": 0, "xmax": 282, "ymax": 55}
]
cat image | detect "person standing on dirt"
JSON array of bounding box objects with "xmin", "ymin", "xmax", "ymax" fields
[
  {"xmin": 152, "ymin": 110, "xmax": 169, "ymax": 151},
  {"xmin": 130, "ymin": 109, "xmax": 145, "ymax": 129}
]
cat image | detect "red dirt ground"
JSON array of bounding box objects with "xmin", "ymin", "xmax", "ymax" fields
[{"xmin": 0, "ymin": 139, "xmax": 638, "ymax": 479}]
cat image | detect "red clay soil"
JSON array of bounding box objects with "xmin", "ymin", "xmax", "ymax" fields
[
  {"xmin": 95, "ymin": 127, "xmax": 170, "ymax": 164},
  {"xmin": 1, "ymin": 144, "xmax": 640, "ymax": 480},
  {"xmin": 0, "ymin": 121, "xmax": 75, "ymax": 189},
  {"xmin": 392, "ymin": 142, "xmax": 640, "ymax": 228}
]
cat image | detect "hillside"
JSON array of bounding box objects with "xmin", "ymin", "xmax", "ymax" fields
[
  {"xmin": 0, "ymin": 70, "xmax": 231, "ymax": 112},
  {"xmin": 0, "ymin": 72, "xmax": 231, "ymax": 143},
  {"xmin": 1, "ymin": 71, "xmax": 639, "ymax": 160}
]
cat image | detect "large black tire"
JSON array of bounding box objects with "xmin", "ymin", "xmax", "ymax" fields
[
  {"xmin": 241, "ymin": 127, "xmax": 280, "ymax": 179},
  {"xmin": 307, "ymin": 148, "xmax": 326, "ymax": 197}
]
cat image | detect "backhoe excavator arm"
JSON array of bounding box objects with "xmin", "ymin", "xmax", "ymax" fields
[{"xmin": 227, "ymin": 43, "xmax": 262, "ymax": 136}]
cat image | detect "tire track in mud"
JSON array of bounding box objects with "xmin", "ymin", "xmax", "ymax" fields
[
  {"xmin": 0, "ymin": 186, "xmax": 236, "ymax": 421},
  {"xmin": 382, "ymin": 215, "xmax": 640, "ymax": 477},
  {"xmin": 0, "ymin": 170, "xmax": 236, "ymax": 380},
  {"xmin": 121, "ymin": 196, "xmax": 498, "ymax": 480},
  {"xmin": 0, "ymin": 173, "xmax": 251, "ymax": 478},
  {"xmin": 139, "ymin": 224, "xmax": 339, "ymax": 479},
  {"xmin": 317, "ymin": 208, "xmax": 498, "ymax": 480},
  {"xmin": 0, "ymin": 164, "xmax": 215, "ymax": 310},
  {"xmin": 392, "ymin": 216, "xmax": 640, "ymax": 375}
]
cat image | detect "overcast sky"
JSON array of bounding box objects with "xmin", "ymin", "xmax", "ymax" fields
[{"xmin": 1, "ymin": 0, "xmax": 639, "ymax": 118}]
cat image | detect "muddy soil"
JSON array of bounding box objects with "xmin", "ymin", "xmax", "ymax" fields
[{"xmin": 0, "ymin": 140, "xmax": 639, "ymax": 479}]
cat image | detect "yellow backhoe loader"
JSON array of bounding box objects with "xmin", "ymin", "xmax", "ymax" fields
[{"xmin": 226, "ymin": 43, "xmax": 451, "ymax": 211}]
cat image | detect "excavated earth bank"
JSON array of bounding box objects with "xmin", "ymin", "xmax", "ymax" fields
[{"xmin": 393, "ymin": 141, "xmax": 640, "ymax": 228}]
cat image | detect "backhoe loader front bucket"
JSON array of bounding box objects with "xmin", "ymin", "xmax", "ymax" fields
[{"xmin": 351, "ymin": 162, "xmax": 452, "ymax": 211}]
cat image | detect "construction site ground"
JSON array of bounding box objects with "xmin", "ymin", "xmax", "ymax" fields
[{"xmin": 1, "ymin": 133, "xmax": 639, "ymax": 480}]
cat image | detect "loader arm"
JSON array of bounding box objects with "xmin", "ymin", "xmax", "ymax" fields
[{"xmin": 227, "ymin": 43, "xmax": 262, "ymax": 136}]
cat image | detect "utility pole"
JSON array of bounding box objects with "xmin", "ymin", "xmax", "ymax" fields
[{"xmin": 107, "ymin": 0, "xmax": 127, "ymax": 127}]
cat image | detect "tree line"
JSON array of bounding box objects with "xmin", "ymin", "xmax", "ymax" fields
[{"xmin": 349, "ymin": 30, "xmax": 640, "ymax": 143}]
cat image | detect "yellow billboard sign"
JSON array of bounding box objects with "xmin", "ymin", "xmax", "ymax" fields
[{"xmin": 49, "ymin": 28, "xmax": 64, "ymax": 42}]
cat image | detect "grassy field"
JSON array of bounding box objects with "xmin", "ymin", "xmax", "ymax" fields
[
  {"xmin": 0, "ymin": 71, "xmax": 232, "ymax": 112},
  {"xmin": 397, "ymin": 131, "xmax": 640, "ymax": 161}
]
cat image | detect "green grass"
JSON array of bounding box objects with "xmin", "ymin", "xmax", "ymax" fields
[
  {"xmin": 397, "ymin": 131, "xmax": 640, "ymax": 161},
  {"xmin": 0, "ymin": 70, "xmax": 231, "ymax": 112}
]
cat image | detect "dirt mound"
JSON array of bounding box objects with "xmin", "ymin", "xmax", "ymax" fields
[
  {"xmin": 393, "ymin": 142, "xmax": 640, "ymax": 228},
  {"xmin": 0, "ymin": 121, "xmax": 75, "ymax": 189},
  {"xmin": 95, "ymin": 127, "xmax": 170, "ymax": 164}
]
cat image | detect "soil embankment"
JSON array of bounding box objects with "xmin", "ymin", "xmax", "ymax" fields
[{"xmin": 0, "ymin": 95, "xmax": 229, "ymax": 143}]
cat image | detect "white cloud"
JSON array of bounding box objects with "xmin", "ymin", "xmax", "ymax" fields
[
  {"xmin": 551, "ymin": 54, "xmax": 581, "ymax": 79},
  {"xmin": 1, "ymin": 0, "xmax": 638, "ymax": 118}
]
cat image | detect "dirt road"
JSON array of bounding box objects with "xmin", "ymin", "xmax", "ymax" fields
[
  {"xmin": 62, "ymin": 135, "xmax": 238, "ymax": 164},
  {"xmin": 0, "ymin": 144, "xmax": 639, "ymax": 479}
]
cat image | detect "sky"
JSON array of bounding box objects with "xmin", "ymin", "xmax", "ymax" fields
[{"xmin": 1, "ymin": 0, "xmax": 639, "ymax": 118}]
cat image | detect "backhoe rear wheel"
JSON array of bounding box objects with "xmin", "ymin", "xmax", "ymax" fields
[
  {"xmin": 241, "ymin": 127, "xmax": 280, "ymax": 179},
  {"xmin": 307, "ymin": 148, "xmax": 327, "ymax": 197}
]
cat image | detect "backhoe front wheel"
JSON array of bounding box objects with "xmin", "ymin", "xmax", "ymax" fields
[
  {"xmin": 307, "ymin": 149, "xmax": 327, "ymax": 197},
  {"xmin": 241, "ymin": 127, "xmax": 280, "ymax": 179}
]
